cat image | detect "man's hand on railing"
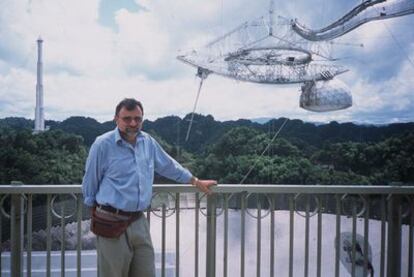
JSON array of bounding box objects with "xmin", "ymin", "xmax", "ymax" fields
[{"xmin": 191, "ymin": 177, "xmax": 217, "ymax": 195}]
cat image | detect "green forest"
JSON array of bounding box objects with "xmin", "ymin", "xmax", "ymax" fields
[{"xmin": 0, "ymin": 115, "xmax": 413, "ymax": 185}]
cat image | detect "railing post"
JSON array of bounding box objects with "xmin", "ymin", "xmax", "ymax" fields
[
  {"xmin": 387, "ymin": 193, "xmax": 401, "ymax": 277},
  {"xmin": 206, "ymin": 194, "xmax": 216, "ymax": 277},
  {"xmin": 10, "ymin": 181, "xmax": 24, "ymax": 277}
]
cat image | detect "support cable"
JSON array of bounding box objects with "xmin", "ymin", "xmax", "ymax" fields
[
  {"xmin": 239, "ymin": 117, "xmax": 289, "ymax": 184},
  {"xmin": 185, "ymin": 68, "xmax": 210, "ymax": 142},
  {"xmin": 380, "ymin": 14, "xmax": 414, "ymax": 70},
  {"xmin": 269, "ymin": 0, "xmax": 274, "ymax": 35}
]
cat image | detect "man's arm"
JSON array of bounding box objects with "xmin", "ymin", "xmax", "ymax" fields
[
  {"xmin": 82, "ymin": 142, "xmax": 103, "ymax": 207},
  {"xmin": 152, "ymin": 138, "xmax": 217, "ymax": 194}
]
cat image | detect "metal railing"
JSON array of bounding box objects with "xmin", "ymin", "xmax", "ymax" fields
[{"xmin": 1, "ymin": 184, "xmax": 413, "ymax": 277}]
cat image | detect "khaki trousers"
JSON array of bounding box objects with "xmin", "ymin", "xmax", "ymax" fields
[{"xmin": 96, "ymin": 215, "xmax": 155, "ymax": 277}]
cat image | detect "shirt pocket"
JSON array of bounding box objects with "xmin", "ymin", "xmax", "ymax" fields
[{"xmin": 106, "ymin": 157, "xmax": 135, "ymax": 178}]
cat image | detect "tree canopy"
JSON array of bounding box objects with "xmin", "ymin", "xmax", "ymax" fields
[
  {"xmin": 0, "ymin": 128, "xmax": 87, "ymax": 184},
  {"xmin": 0, "ymin": 115, "xmax": 413, "ymax": 185}
]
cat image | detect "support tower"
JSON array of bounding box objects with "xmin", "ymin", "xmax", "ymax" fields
[{"xmin": 34, "ymin": 37, "xmax": 45, "ymax": 133}]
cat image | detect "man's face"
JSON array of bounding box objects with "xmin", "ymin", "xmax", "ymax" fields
[{"xmin": 115, "ymin": 106, "xmax": 143, "ymax": 140}]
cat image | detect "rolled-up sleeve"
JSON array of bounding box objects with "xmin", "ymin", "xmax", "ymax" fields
[
  {"xmin": 82, "ymin": 141, "xmax": 103, "ymax": 207},
  {"xmin": 152, "ymin": 138, "xmax": 192, "ymax": 183}
]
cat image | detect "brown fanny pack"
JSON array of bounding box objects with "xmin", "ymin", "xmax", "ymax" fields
[{"xmin": 91, "ymin": 207, "xmax": 142, "ymax": 238}]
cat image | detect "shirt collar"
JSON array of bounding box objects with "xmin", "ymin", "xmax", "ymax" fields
[{"xmin": 114, "ymin": 127, "xmax": 123, "ymax": 144}]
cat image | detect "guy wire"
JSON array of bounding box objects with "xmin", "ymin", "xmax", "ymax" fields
[
  {"xmin": 185, "ymin": 77, "xmax": 205, "ymax": 141},
  {"xmin": 239, "ymin": 117, "xmax": 289, "ymax": 184}
]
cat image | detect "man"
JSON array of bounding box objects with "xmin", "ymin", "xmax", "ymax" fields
[{"xmin": 82, "ymin": 98, "xmax": 216, "ymax": 277}]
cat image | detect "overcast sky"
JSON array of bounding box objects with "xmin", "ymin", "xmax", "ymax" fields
[{"xmin": 0, "ymin": 0, "xmax": 413, "ymax": 124}]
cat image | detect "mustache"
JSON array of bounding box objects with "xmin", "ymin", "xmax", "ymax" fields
[{"xmin": 125, "ymin": 127, "xmax": 139, "ymax": 132}]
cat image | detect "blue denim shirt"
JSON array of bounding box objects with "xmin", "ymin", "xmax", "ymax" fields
[{"xmin": 82, "ymin": 128, "xmax": 192, "ymax": 211}]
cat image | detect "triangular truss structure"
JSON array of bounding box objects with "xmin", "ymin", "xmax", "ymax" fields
[{"xmin": 178, "ymin": 14, "xmax": 348, "ymax": 85}]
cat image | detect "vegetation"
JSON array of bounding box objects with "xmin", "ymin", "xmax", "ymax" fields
[
  {"xmin": 0, "ymin": 115, "xmax": 413, "ymax": 185},
  {"xmin": 0, "ymin": 128, "xmax": 87, "ymax": 184},
  {"xmin": 196, "ymin": 127, "xmax": 414, "ymax": 185}
]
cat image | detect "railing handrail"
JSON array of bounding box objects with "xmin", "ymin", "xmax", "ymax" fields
[
  {"xmin": 0, "ymin": 184, "xmax": 413, "ymax": 194},
  {"xmin": 1, "ymin": 183, "xmax": 412, "ymax": 277}
]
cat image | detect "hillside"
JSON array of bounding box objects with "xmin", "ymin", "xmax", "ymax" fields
[
  {"xmin": 3, "ymin": 114, "xmax": 412, "ymax": 152},
  {"xmin": 1, "ymin": 114, "xmax": 413, "ymax": 185}
]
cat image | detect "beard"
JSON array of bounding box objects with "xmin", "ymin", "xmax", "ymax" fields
[{"xmin": 122, "ymin": 127, "xmax": 140, "ymax": 139}]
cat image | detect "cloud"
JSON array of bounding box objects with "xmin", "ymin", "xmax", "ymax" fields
[
  {"xmin": 115, "ymin": 8, "xmax": 172, "ymax": 74},
  {"xmin": 0, "ymin": 0, "xmax": 413, "ymax": 124},
  {"xmin": 0, "ymin": 68, "xmax": 36, "ymax": 118},
  {"xmin": 344, "ymin": 42, "xmax": 414, "ymax": 123}
]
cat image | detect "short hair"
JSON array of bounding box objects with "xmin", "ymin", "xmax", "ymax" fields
[{"xmin": 115, "ymin": 98, "xmax": 144, "ymax": 116}]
